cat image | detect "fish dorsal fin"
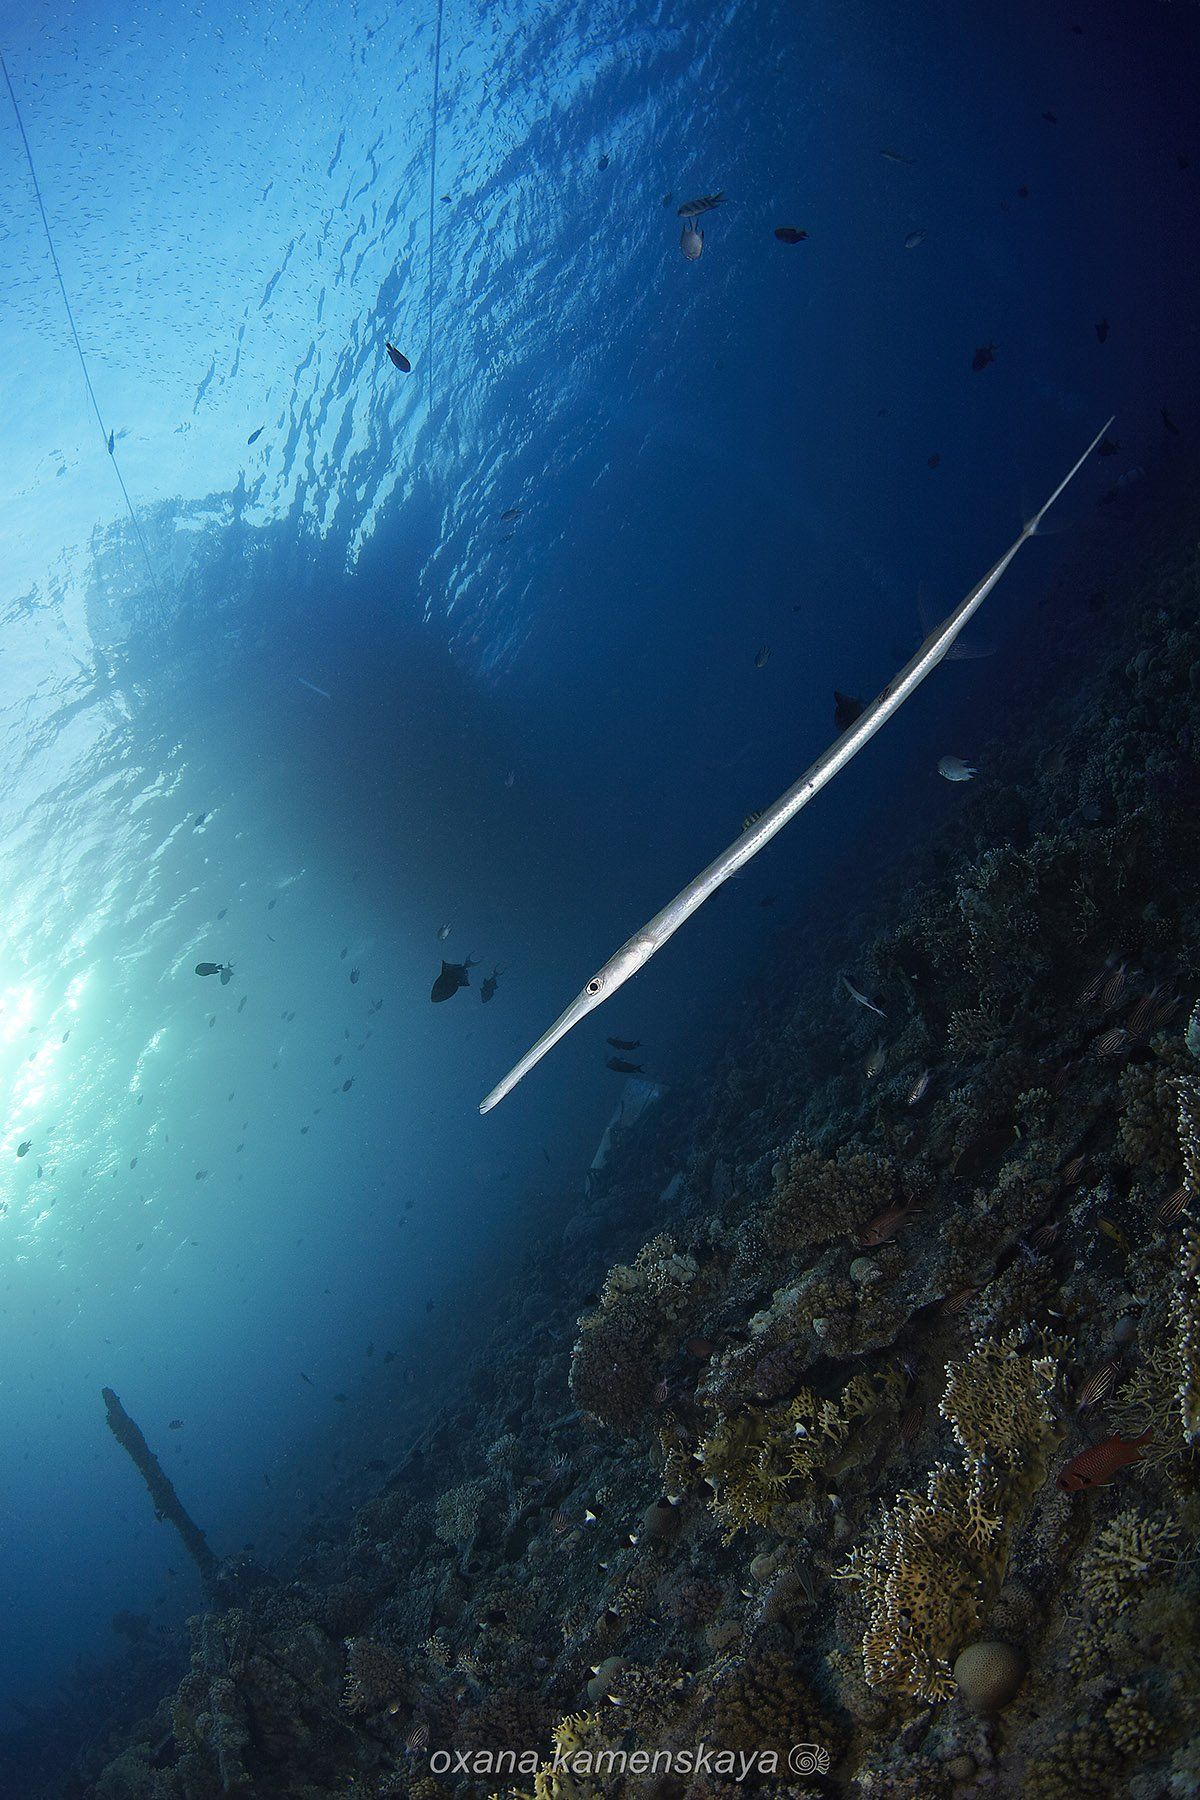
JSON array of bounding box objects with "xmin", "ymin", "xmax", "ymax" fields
[{"xmin": 441, "ymin": 960, "xmax": 452, "ymax": 973}]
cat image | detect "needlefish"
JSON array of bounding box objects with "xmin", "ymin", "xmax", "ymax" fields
[{"xmin": 479, "ymin": 418, "xmax": 1113, "ymax": 1113}]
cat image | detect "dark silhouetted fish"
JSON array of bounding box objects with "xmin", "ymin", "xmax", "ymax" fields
[
  {"xmin": 1042, "ymin": 110, "xmax": 1057, "ymax": 123},
  {"xmin": 774, "ymin": 227, "xmax": 807, "ymax": 243},
  {"xmin": 607, "ymin": 1037, "xmax": 641, "ymax": 1050},
  {"xmin": 350, "ymin": 966, "xmax": 360, "ymax": 983},
  {"xmin": 499, "ymin": 506, "xmax": 521, "ymax": 522},
  {"xmin": 431, "ymin": 957, "xmax": 477, "ymax": 1002},
  {"xmin": 195, "ymin": 961, "xmax": 233, "ymax": 985},
  {"xmin": 928, "ymin": 452, "xmax": 941, "ymax": 468},
  {"xmin": 481, "ymin": 967, "xmax": 501, "ymax": 1003},
  {"xmin": 1162, "ymin": 407, "xmax": 1180, "ymax": 435},
  {"xmin": 1097, "ymin": 437, "xmax": 1120, "ymax": 457},
  {"xmin": 168, "ymin": 1419, "xmax": 183, "ymax": 1430},
  {"xmin": 607, "ymin": 1057, "xmax": 644, "ymax": 1074},
  {"xmin": 834, "ymin": 691, "xmax": 864, "ymax": 732},
  {"xmin": 342, "ymin": 1078, "xmax": 353, "ymax": 1092},
  {"xmin": 1096, "ymin": 318, "xmax": 1109, "ymax": 343},
  {"xmin": 386, "ymin": 342, "xmax": 411, "ymax": 372},
  {"xmin": 971, "ymin": 343, "xmax": 997, "ymax": 371},
  {"xmin": 880, "ymin": 148, "xmax": 913, "ymax": 163},
  {"xmin": 677, "ymin": 191, "xmax": 725, "ymax": 217},
  {"xmin": 247, "ymin": 426, "xmax": 264, "ymax": 444},
  {"xmin": 299, "ymin": 1372, "xmax": 312, "ymax": 1384},
  {"xmin": 597, "ymin": 154, "xmax": 609, "ymax": 170},
  {"xmin": 904, "ymin": 229, "xmax": 926, "ymax": 249},
  {"xmin": 107, "ymin": 430, "xmax": 115, "ymax": 453},
  {"xmin": 1016, "ymin": 184, "xmax": 1030, "ymax": 198},
  {"xmin": 17, "ymin": 1140, "xmax": 30, "ymax": 1157},
  {"xmin": 755, "ymin": 645, "xmax": 770, "ymax": 668}
]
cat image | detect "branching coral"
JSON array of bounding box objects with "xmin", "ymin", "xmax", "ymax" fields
[
  {"xmin": 341, "ymin": 1636, "xmax": 405, "ymax": 1714},
  {"xmin": 569, "ymin": 1235, "xmax": 701, "ymax": 1433},
  {"xmin": 761, "ymin": 1138, "xmax": 894, "ymax": 1255},
  {"xmin": 434, "ymin": 1477, "xmax": 490, "ymax": 1548},
  {"xmin": 1108, "ymin": 1224, "xmax": 1200, "ymax": 1458},
  {"xmin": 1080, "ymin": 1508, "xmax": 1183, "ymax": 1628},
  {"xmin": 836, "ymin": 1334, "xmax": 1061, "ymax": 1702},
  {"xmin": 695, "ymin": 1368, "xmax": 903, "ymax": 1543}
]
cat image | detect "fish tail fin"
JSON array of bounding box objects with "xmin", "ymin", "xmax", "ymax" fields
[
  {"xmin": 1133, "ymin": 1425, "xmax": 1154, "ymax": 1447},
  {"xmin": 1025, "ymin": 417, "xmax": 1114, "ymax": 535}
]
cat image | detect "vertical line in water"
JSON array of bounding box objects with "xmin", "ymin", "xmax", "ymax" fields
[
  {"xmin": 1, "ymin": 47, "xmax": 164, "ymax": 613},
  {"xmin": 427, "ymin": 0, "xmax": 445, "ymax": 417}
]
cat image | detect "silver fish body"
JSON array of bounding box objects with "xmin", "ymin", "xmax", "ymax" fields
[
  {"xmin": 680, "ymin": 223, "xmax": 704, "ymax": 261},
  {"xmin": 480, "ymin": 418, "xmax": 1114, "ymax": 1112},
  {"xmin": 938, "ymin": 754, "xmax": 976, "ymax": 781}
]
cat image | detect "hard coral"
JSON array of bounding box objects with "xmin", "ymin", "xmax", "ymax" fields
[
  {"xmin": 837, "ymin": 1335, "xmax": 1061, "ymax": 1702},
  {"xmin": 341, "ymin": 1635, "xmax": 405, "ymax": 1714},
  {"xmin": 570, "ymin": 1235, "xmax": 701, "ymax": 1433}
]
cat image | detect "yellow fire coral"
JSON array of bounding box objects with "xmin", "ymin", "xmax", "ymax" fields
[
  {"xmin": 836, "ymin": 1334, "xmax": 1061, "ymax": 1702},
  {"xmin": 696, "ymin": 1368, "xmax": 902, "ymax": 1543}
]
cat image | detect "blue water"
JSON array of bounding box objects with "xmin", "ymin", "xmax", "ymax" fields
[{"xmin": 0, "ymin": 0, "xmax": 1197, "ymax": 1744}]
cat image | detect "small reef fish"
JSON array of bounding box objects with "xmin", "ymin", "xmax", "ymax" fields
[
  {"xmin": 880, "ymin": 148, "xmax": 914, "ymax": 163},
  {"xmin": 864, "ymin": 1040, "xmax": 886, "ymax": 1081},
  {"xmin": 755, "ymin": 646, "xmax": 770, "ymax": 668},
  {"xmin": 1042, "ymin": 110, "xmax": 1058, "ymax": 123},
  {"xmin": 1156, "ymin": 1184, "xmax": 1191, "ymax": 1226},
  {"xmin": 1095, "ymin": 1027, "xmax": 1128, "ymax": 1057},
  {"xmin": 774, "ymin": 226, "xmax": 808, "ymax": 243},
  {"xmin": 904, "ymin": 229, "xmax": 927, "ymax": 249},
  {"xmin": 742, "ymin": 810, "xmax": 763, "ymax": 832},
  {"xmin": 107, "ymin": 430, "xmax": 115, "ymax": 453},
  {"xmin": 437, "ymin": 923, "xmax": 452, "ymax": 940},
  {"xmin": 1096, "ymin": 318, "xmax": 1109, "ymax": 343},
  {"xmin": 1075, "ymin": 1360, "xmax": 1121, "ymax": 1410},
  {"xmin": 350, "ymin": 966, "xmax": 360, "ymax": 984},
  {"xmin": 1162, "ymin": 407, "xmax": 1180, "ymax": 435},
  {"xmin": 938, "ymin": 755, "xmax": 976, "ymax": 782},
  {"xmin": 195, "ymin": 962, "xmax": 234, "ymax": 985},
  {"xmin": 677, "ymin": 192, "xmax": 725, "ymax": 217},
  {"xmin": 971, "ymin": 343, "xmax": 997, "ymax": 371},
  {"xmin": 859, "ymin": 1199, "xmax": 917, "ymax": 1247},
  {"xmin": 680, "ymin": 222, "xmax": 704, "ymax": 261},
  {"xmin": 386, "ymin": 343, "xmax": 411, "ymax": 372},
  {"xmin": 17, "ymin": 1140, "xmax": 31, "ymax": 1157},
  {"xmin": 1096, "ymin": 437, "xmax": 1120, "ymax": 457},
  {"xmin": 906, "ymin": 1069, "xmax": 931, "ymax": 1105},
  {"xmin": 431, "ymin": 957, "xmax": 477, "ymax": 1002},
  {"xmin": 842, "ymin": 974, "xmax": 885, "ymax": 1017},
  {"xmin": 247, "ymin": 426, "xmax": 265, "ymax": 445},
  {"xmin": 1097, "ymin": 1217, "xmax": 1131, "ymax": 1254},
  {"xmin": 1057, "ymin": 1428, "xmax": 1152, "ymax": 1491},
  {"xmin": 607, "ymin": 1038, "xmax": 641, "ymax": 1050},
  {"xmin": 168, "ymin": 1419, "xmax": 184, "ymax": 1430},
  {"xmin": 499, "ymin": 506, "xmax": 522, "ymax": 522},
  {"xmin": 834, "ymin": 691, "xmax": 864, "ymax": 732},
  {"xmin": 607, "ymin": 1057, "xmax": 644, "ymax": 1074},
  {"xmin": 480, "ymin": 967, "xmax": 501, "ymax": 1003}
]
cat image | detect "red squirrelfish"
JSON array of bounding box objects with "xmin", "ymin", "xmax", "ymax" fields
[
  {"xmin": 1057, "ymin": 1427, "xmax": 1152, "ymax": 1491},
  {"xmin": 859, "ymin": 1201, "xmax": 917, "ymax": 1248}
]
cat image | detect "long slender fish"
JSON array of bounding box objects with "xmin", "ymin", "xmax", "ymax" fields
[{"xmin": 480, "ymin": 419, "xmax": 1112, "ymax": 1113}]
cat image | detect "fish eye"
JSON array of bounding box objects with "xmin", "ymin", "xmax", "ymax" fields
[{"xmin": 586, "ymin": 978, "xmax": 602, "ymax": 995}]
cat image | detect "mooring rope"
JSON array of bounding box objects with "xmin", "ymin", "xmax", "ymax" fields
[
  {"xmin": 2, "ymin": 47, "xmax": 163, "ymax": 607},
  {"xmin": 426, "ymin": 0, "xmax": 445, "ymax": 415}
]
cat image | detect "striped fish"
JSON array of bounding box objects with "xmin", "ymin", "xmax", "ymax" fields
[
  {"xmin": 677, "ymin": 191, "xmax": 725, "ymax": 217},
  {"xmin": 1075, "ymin": 1359, "xmax": 1121, "ymax": 1409},
  {"xmin": 1156, "ymin": 1184, "xmax": 1192, "ymax": 1226}
]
